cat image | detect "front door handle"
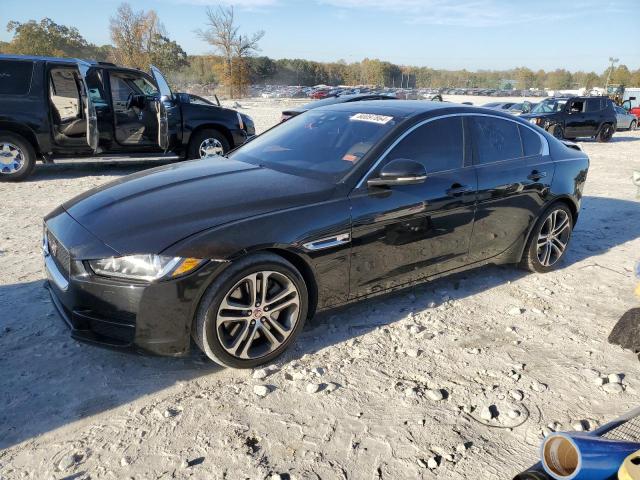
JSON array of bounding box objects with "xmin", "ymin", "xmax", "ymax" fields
[
  {"xmin": 527, "ymin": 170, "xmax": 547, "ymax": 181},
  {"xmin": 446, "ymin": 183, "xmax": 472, "ymax": 196}
]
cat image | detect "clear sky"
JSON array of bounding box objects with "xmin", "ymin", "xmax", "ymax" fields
[{"xmin": 1, "ymin": 0, "xmax": 638, "ymax": 72}]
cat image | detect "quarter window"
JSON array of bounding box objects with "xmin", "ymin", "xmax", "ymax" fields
[
  {"xmin": 519, "ymin": 125, "xmax": 542, "ymax": 157},
  {"xmin": 0, "ymin": 60, "xmax": 34, "ymax": 95},
  {"xmin": 385, "ymin": 117, "xmax": 464, "ymax": 173},
  {"xmin": 470, "ymin": 116, "xmax": 522, "ymax": 164},
  {"xmin": 584, "ymin": 98, "xmax": 602, "ymax": 112}
]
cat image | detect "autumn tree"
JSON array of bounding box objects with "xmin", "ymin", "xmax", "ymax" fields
[
  {"xmin": 198, "ymin": 6, "xmax": 264, "ymax": 97},
  {"xmin": 109, "ymin": 3, "xmax": 187, "ymax": 72}
]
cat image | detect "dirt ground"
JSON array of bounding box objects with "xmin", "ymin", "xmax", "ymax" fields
[{"xmin": 1, "ymin": 97, "xmax": 639, "ymax": 480}]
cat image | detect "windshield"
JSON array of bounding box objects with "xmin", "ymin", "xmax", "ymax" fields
[
  {"xmin": 229, "ymin": 109, "xmax": 398, "ymax": 182},
  {"xmin": 531, "ymin": 99, "xmax": 567, "ymax": 114}
]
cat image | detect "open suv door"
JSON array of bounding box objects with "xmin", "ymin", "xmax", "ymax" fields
[
  {"xmin": 77, "ymin": 61, "xmax": 99, "ymax": 151},
  {"xmin": 150, "ymin": 65, "xmax": 172, "ymax": 151}
]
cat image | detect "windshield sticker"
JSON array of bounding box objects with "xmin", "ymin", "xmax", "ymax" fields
[
  {"xmin": 342, "ymin": 153, "xmax": 360, "ymax": 162},
  {"xmin": 350, "ymin": 113, "xmax": 393, "ymax": 125}
]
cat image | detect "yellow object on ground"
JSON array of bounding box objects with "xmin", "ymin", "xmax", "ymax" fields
[
  {"xmin": 619, "ymin": 449, "xmax": 640, "ymax": 480},
  {"xmin": 635, "ymin": 282, "xmax": 640, "ymax": 298}
]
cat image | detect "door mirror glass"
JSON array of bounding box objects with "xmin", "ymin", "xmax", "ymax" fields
[{"xmin": 367, "ymin": 159, "xmax": 427, "ymax": 187}]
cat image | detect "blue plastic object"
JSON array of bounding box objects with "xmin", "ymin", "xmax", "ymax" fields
[{"xmin": 541, "ymin": 432, "xmax": 640, "ymax": 480}]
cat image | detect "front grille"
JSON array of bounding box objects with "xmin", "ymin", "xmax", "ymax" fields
[{"xmin": 46, "ymin": 230, "xmax": 71, "ymax": 278}]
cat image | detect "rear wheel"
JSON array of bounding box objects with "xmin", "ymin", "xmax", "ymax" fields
[
  {"xmin": 193, "ymin": 253, "xmax": 309, "ymax": 368},
  {"xmin": 596, "ymin": 123, "xmax": 614, "ymax": 142},
  {"xmin": 0, "ymin": 133, "xmax": 36, "ymax": 182},
  {"xmin": 629, "ymin": 120, "xmax": 637, "ymax": 131},
  {"xmin": 187, "ymin": 129, "xmax": 230, "ymax": 160},
  {"xmin": 547, "ymin": 124, "xmax": 564, "ymax": 139},
  {"xmin": 520, "ymin": 203, "xmax": 573, "ymax": 273}
]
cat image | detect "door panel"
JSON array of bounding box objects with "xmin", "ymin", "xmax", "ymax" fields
[
  {"xmin": 349, "ymin": 168, "xmax": 477, "ymax": 297},
  {"xmin": 348, "ymin": 116, "xmax": 476, "ymax": 297},
  {"xmin": 150, "ymin": 65, "xmax": 180, "ymax": 151},
  {"xmin": 468, "ymin": 118, "xmax": 554, "ymax": 262}
]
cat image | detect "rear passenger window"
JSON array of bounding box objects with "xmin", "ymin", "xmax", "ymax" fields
[
  {"xmin": 0, "ymin": 60, "xmax": 34, "ymax": 95},
  {"xmin": 585, "ymin": 98, "xmax": 602, "ymax": 112},
  {"xmin": 386, "ymin": 117, "xmax": 464, "ymax": 173},
  {"xmin": 519, "ymin": 125, "xmax": 542, "ymax": 156},
  {"xmin": 470, "ymin": 116, "xmax": 522, "ymax": 164}
]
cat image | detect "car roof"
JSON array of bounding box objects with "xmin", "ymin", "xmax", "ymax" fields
[
  {"xmin": 313, "ymin": 99, "xmax": 518, "ymax": 120},
  {"xmin": 0, "ymin": 54, "xmax": 148, "ymax": 76}
]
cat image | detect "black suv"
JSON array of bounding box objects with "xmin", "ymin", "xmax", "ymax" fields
[
  {"xmin": 0, "ymin": 55, "xmax": 255, "ymax": 181},
  {"xmin": 521, "ymin": 96, "xmax": 617, "ymax": 142}
]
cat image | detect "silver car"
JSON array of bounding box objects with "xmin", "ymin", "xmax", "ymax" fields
[{"xmin": 615, "ymin": 106, "xmax": 637, "ymax": 130}]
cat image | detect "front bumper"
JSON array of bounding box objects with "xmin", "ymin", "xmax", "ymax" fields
[{"xmin": 43, "ymin": 211, "xmax": 226, "ymax": 356}]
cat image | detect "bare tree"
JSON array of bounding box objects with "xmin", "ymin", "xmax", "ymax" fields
[{"xmin": 197, "ymin": 6, "xmax": 264, "ymax": 97}]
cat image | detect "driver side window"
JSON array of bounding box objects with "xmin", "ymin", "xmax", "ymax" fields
[{"xmin": 385, "ymin": 117, "xmax": 464, "ymax": 173}]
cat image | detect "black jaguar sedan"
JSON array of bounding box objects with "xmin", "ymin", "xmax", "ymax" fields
[{"xmin": 43, "ymin": 101, "xmax": 589, "ymax": 368}]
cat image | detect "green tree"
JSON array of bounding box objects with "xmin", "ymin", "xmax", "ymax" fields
[
  {"xmin": 4, "ymin": 18, "xmax": 109, "ymax": 59},
  {"xmin": 109, "ymin": 3, "xmax": 186, "ymax": 72}
]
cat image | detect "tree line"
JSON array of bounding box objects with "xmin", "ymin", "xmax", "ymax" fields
[{"xmin": 2, "ymin": 3, "xmax": 638, "ymax": 97}]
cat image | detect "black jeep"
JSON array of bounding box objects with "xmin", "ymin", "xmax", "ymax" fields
[
  {"xmin": 0, "ymin": 55, "xmax": 255, "ymax": 181},
  {"xmin": 521, "ymin": 96, "xmax": 617, "ymax": 142}
]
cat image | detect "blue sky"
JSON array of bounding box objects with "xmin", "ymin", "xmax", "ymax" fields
[{"xmin": 1, "ymin": 0, "xmax": 638, "ymax": 71}]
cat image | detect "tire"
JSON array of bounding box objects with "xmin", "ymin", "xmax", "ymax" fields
[
  {"xmin": 519, "ymin": 203, "xmax": 574, "ymax": 273},
  {"xmin": 629, "ymin": 120, "xmax": 637, "ymax": 131},
  {"xmin": 0, "ymin": 132, "xmax": 36, "ymax": 182},
  {"xmin": 547, "ymin": 124, "xmax": 564, "ymax": 140},
  {"xmin": 187, "ymin": 128, "xmax": 230, "ymax": 160},
  {"xmin": 193, "ymin": 252, "xmax": 309, "ymax": 368},
  {"xmin": 596, "ymin": 123, "xmax": 614, "ymax": 142}
]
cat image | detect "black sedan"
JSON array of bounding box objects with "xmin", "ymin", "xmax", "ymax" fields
[
  {"xmin": 44, "ymin": 101, "xmax": 589, "ymax": 368},
  {"xmin": 280, "ymin": 93, "xmax": 396, "ymax": 122}
]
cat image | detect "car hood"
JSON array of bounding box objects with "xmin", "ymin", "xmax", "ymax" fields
[{"xmin": 63, "ymin": 159, "xmax": 336, "ymax": 256}]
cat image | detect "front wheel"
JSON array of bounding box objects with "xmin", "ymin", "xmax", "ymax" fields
[
  {"xmin": 193, "ymin": 253, "xmax": 309, "ymax": 368},
  {"xmin": 520, "ymin": 203, "xmax": 574, "ymax": 273},
  {"xmin": 187, "ymin": 129, "xmax": 230, "ymax": 160},
  {"xmin": 0, "ymin": 133, "xmax": 36, "ymax": 182},
  {"xmin": 596, "ymin": 123, "xmax": 614, "ymax": 142}
]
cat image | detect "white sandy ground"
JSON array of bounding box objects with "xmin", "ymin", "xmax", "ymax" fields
[{"xmin": 0, "ymin": 97, "xmax": 639, "ymax": 480}]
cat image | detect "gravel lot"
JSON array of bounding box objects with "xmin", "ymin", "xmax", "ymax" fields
[{"xmin": 1, "ymin": 97, "xmax": 639, "ymax": 479}]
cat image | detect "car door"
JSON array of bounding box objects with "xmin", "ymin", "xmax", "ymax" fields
[
  {"xmin": 150, "ymin": 65, "xmax": 181, "ymax": 151},
  {"xmin": 77, "ymin": 62, "xmax": 99, "ymax": 151},
  {"xmin": 467, "ymin": 115, "xmax": 554, "ymax": 262},
  {"xmin": 349, "ymin": 115, "xmax": 477, "ymax": 298},
  {"xmin": 583, "ymin": 98, "xmax": 604, "ymax": 135},
  {"xmin": 563, "ymin": 98, "xmax": 588, "ymax": 137}
]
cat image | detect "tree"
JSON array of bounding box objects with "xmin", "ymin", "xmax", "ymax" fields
[
  {"xmin": 109, "ymin": 3, "xmax": 187, "ymax": 72},
  {"xmin": 3, "ymin": 18, "xmax": 109, "ymax": 59},
  {"xmin": 198, "ymin": 6, "xmax": 264, "ymax": 97},
  {"xmin": 610, "ymin": 65, "xmax": 632, "ymax": 86}
]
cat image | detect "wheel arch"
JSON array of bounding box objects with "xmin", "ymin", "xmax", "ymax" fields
[
  {"xmin": 0, "ymin": 122, "xmax": 41, "ymax": 155},
  {"xmin": 187, "ymin": 123, "xmax": 233, "ymax": 151},
  {"xmin": 517, "ymin": 196, "xmax": 579, "ymax": 263},
  {"xmin": 262, "ymin": 247, "xmax": 319, "ymax": 318}
]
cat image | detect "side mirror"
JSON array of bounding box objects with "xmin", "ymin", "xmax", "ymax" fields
[{"xmin": 367, "ymin": 158, "xmax": 427, "ymax": 187}]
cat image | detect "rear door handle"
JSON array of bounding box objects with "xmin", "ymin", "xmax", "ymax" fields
[
  {"xmin": 446, "ymin": 184, "xmax": 472, "ymax": 196},
  {"xmin": 527, "ymin": 170, "xmax": 547, "ymax": 181}
]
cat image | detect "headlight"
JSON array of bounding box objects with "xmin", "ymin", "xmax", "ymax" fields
[
  {"xmin": 88, "ymin": 255, "xmax": 204, "ymax": 281},
  {"xmin": 529, "ymin": 118, "xmax": 539, "ymax": 125}
]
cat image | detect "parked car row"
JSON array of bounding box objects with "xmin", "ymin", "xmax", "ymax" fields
[{"xmin": 0, "ymin": 54, "xmax": 255, "ymax": 181}]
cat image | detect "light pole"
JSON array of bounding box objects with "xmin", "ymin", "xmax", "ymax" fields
[{"xmin": 604, "ymin": 56, "xmax": 619, "ymax": 91}]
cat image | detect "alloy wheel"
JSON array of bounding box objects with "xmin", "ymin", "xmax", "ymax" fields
[
  {"xmin": 0, "ymin": 142, "xmax": 25, "ymax": 175},
  {"xmin": 600, "ymin": 124, "xmax": 613, "ymax": 141},
  {"xmin": 215, "ymin": 271, "xmax": 301, "ymax": 360},
  {"xmin": 199, "ymin": 138, "xmax": 224, "ymax": 158},
  {"xmin": 536, "ymin": 209, "xmax": 571, "ymax": 267}
]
